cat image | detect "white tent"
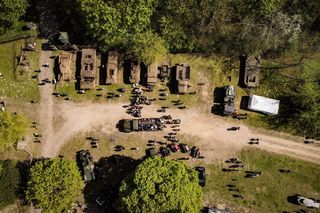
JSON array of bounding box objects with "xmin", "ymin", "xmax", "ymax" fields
[{"xmin": 248, "ymin": 95, "xmax": 280, "ymax": 115}]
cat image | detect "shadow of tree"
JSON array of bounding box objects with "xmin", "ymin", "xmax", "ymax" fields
[{"xmin": 83, "ymin": 155, "xmax": 142, "ymax": 213}]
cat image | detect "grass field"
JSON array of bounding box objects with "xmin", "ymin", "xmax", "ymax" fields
[
  {"xmin": 203, "ymin": 148, "xmax": 320, "ymax": 213},
  {"xmin": 60, "ymin": 129, "xmax": 320, "ymax": 213},
  {"xmin": 0, "ymin": 39, "xmax": 40, "ymax": 101}
]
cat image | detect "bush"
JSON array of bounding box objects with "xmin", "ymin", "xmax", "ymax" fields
[{"xmin": 0, "ymin": 112, "xmax": 28, "ymax": 151}]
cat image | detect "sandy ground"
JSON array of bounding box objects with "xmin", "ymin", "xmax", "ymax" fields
[
  {"xmin": 38, "ymin": 100, "xmax": 320, "ymax": 165},
  {"xmin": 35, "ymin": 45, "xmax": 320, "ymax": 164}
]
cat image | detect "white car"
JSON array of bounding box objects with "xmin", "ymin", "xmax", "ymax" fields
[{"xmin": 297, "ymin": 196, "xmax": 320, "ymax": 208}]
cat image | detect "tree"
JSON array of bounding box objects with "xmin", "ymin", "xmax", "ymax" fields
[
  {"xmin": 129, "ymin": 31, "xmax": 167, "ymax": 65},
  {"xmin": 25, "ymin": 159, "xmax": 82, "ymax": 213},
  {"xmin": 0, "ymin": 160, "xmax": 20, "ymax": 210},
  {"xmin": 119, "ymin": 156, "xmax": 203, "ymax": 213},
  {"xmin": 262, "ymin": 58, "xmax": 320, "ymax": 138},
  {"xmin": 0, "ymin": 0, "xmax": 28, "ymax": 34},
  {"xmin": 153, "ymin": 0, "xmax": 197, "ymax": 51},
  {"xmin": 77, "ymin": 0, "xmax": 154, "ymax": 49},
  {"xmin": 0, "ymin": 112, "xmax": 28, "ymax": 151}
]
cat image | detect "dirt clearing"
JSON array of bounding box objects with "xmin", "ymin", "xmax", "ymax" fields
[{"xmin": 38, "ymin": 100, "xmax": 320, "ymax": 164}]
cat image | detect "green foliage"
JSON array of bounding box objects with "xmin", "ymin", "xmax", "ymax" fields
[
  {"xmin": 77, "ymin": 0, "xmax": 154, "ymax": 49},
  {"xmin": 154, "ymin": 0, "xmax": 197, "ymax": 51},
  {"xmin": 129, "ymin": 31, "xmax": 167, "ymax": 65},
  {"xmin": 0, "ymin": 160, "xmax": 20, "ymax": 210},
  {"xmin": 0, "ymin": 112, "xmax": 28, "ymax": 151},
  {"xmin": 72, "ymin": 0, "xmax": 319, "ymax": 56},
  {"xmin": 25, "ymin": 159, "xmax": 83, "ymax": 213},
  {"xmin": 119, "ymin": 156, "xmax": 203, "ymax": 213},
  {"xmin": 0, "ymin": 39, "xmax": 40, "ymax": 100},
  {"xmin": 0, "ymin": 0, "xmax": 28, "ymax": 34},
  {"xmin": 256, "ymin": 57, "xmax": 320, "ymax": 138}
]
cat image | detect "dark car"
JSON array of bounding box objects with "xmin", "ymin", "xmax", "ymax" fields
[
  {"xmin": 168, "ymin": 143, "xmax": 180, "ymax": 152},
  {"xmin": 160, "ymin": 146, "xmax": 171, "ymax": 157},
  {"xmin": 146, "ymin": 148, "xmax": 157, "ymax": 157},
  {"xmin": 195, "ymin": 166, "xmax": 206, "ymax": 187},
  {"xmin": 179, "ymin": 143, "xmax": 190, "ymax": 153},
  {"xmin": 190, "ymin": 146, "xmax": 200, "ymax": 158}
]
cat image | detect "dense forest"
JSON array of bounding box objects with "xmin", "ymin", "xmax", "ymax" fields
[
  {"xmin": 54, "ymin": 0, "xmax": 320, "ymax": 58},
  {"xmin": 2, "ymin": 0, "xmax": 319, "ymax": 59}
]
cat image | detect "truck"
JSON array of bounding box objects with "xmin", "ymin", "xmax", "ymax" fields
[
  {"xmin": 77, "ymin": 150, "xmax": 95, "ymax": 182},
  {"xmin": 223, "ymin": 85, "xmax": 236, "ymax": 115},
  {"xmin": 175, "ymin": 63, "xmax": 191, "ymax": 94},
  {"xmin": 119, "ymin": 118, "xmax": 165, "ymax": 133}
]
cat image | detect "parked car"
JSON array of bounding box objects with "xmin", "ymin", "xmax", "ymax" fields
[
  {"xmin": 296, "ymin": 195, "xmax": 320, "ymax": 208},
  {"xmin": 190, "ymin": 146, "xmax": 200, "ymax": 158},
  {"xmin": 179, "ymin": 143, "xmax": 190, "ymax": 153},
  {"xmin": 195, "ymin": 166, "xmax": 206, "ymax": 187},
  {"xmin": 160, "ymin": 146, "xmax": 171, "ymax": 157},
  {"xmin": 168, "ymin": 143, "xmax": 180, "ymax": 152},
  {"xmin": 146, "ymin": 148, "xmax": 157, "ymax": 157}
]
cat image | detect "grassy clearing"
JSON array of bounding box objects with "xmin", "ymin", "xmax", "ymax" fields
[
  {"xmin": 0, "ymin": 39, "xmax": 40, "ymax": 101},
  {"xmin": 203, "ymin": 148, "xmax": 320, "ymax": 213},
  {"xmin": 59, "ymin": 131, "xmax": 201, "ymax": 162}
]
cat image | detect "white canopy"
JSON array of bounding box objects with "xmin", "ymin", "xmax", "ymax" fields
[{"xmin": 248, "ymin": 95, "xmax": 280, "ymax": 115}]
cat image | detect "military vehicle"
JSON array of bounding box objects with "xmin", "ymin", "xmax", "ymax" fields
[
  {"xmin": 147, "ymin": 63, "xmax": 158, "ymax": 87},
  {"xmin": 195, "ymin": 166, "xmax": 206, "ymax": 187},
  {"xmin": 119, "ymin": 118, "xmax": 165, "ymax": 133},
  {"xmin": 129, "ymin": 61, "xmax": 140, "ymax": 84},
  {"xmin": 243, "ymin": 55, "xmax": 260, "ymax": 88},
  {"xmin": 77, "ymin": 150, "xmax": 95, "ymax": 182},
  {"xmin": 106, "ymin": 51, "xmax": 118, "ymax": 84},
  {"xmin": 58, "ymin": 53, "xmax": 72, "ymax": 81},
  {"xmin": 223, "ymin": 85, "xmax": 236, "ymax": 115},
  {"xmin": 80, "ymin": 49, "xmax": 96, "ymax": 89},
  {"xmin": 175, "ymin": 63, "xmax": 191, "ymax": 94},
  {"xmin": 158, "ymin": 64, "xmax": 170, "ymax": 81}
]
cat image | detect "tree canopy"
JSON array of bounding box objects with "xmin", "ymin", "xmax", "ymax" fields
[
  {"xmin": 0, "ymin": 112, "xmax": 28, "ymax": 151},
  {"xmin": 25, "ymin": 159, "xmax": 83, "ymax": 213},
  {"xmin": 129, "ymin": 31, "xmax": 167, "ymax": 65},
  {"xmin": 77, "ymin": 0, "xmax": 154, "ymax": 49},
  {"xmin": 119, "ymin": 156, "xmax": 203, "ymax": 213},
  {"xmin": 70, "ymin": 0, "xmax": 320, "ymax": 57},
  {"xmin": 0, "ymin": 0, "xmax": 28, "ymax": 34},
  {"xmin": 0, "ymin": 160, "xmax": 20, "ymax": 210}
]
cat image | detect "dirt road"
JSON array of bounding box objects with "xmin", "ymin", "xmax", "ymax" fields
[
  {"xmin": 38, "ymin": 44, "xmax": 54, "ymax": 156},
  {"xmin": 38, "ymin": 97, "xmax": 320, "ymax": 164}
]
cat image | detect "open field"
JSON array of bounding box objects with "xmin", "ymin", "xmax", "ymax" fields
[
  {"xmin": 0, "ymin": 39, "xmax": 40, "ymax": 101},
  {"xmin": 204, "ymin": 148, "xmax": 320, "ymax": 213},
  {"xmin": 60, "ymin": 129, "xmax": 320, "ymax": 213}
]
